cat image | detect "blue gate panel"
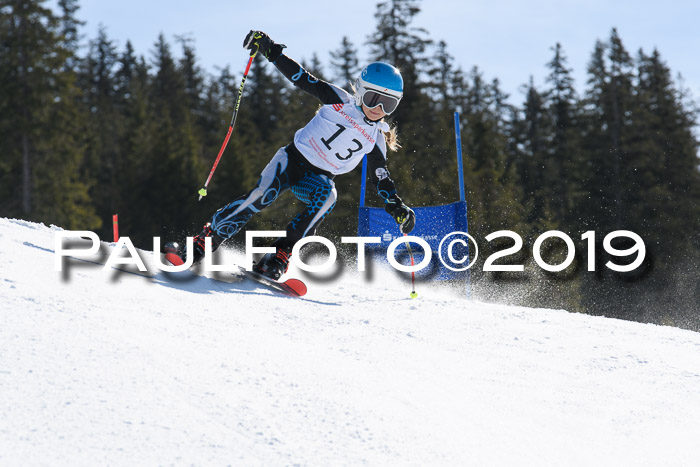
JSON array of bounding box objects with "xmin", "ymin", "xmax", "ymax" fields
[{"xmin": 357, "ymin": 201, "xmax": 469, "ymax": 281}]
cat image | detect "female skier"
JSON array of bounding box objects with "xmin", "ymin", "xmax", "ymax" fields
[{"xmin": 179, "ymin": 30, "xmax": 416, "ymax": 280}]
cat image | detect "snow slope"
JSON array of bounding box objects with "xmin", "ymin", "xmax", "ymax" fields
[{"xmin": 1, "ymin": 218, "xmax": 700, "ymax": 466}]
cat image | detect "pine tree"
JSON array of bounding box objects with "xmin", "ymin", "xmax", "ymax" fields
[
  {"xmin": 575, "ymin": 29, "xmax": 700, "ymax": 324},
  {"xmin": 579, "ymin": 38, "xmax": 617, "ymax": 232},
  {"xmin": 113, "ymin": 42, "xmax": 156, "ymax": 243},
  {"xmin": 56, "ymin": 0, "xmax": 82, "ymax": 69},
  {"xmin": 146, "ymin": 33, "xmax": 203, "ymax": 240},
  {"xmin": 630, "ymin": 48, "xmax": 700, "ymax": 325},
  {"xmin": 635, "ymin": 49, "xmax": 700, "ymax": 241},
  {"xmin": 427, "ymin": 40, "xmax": 453, "ymax": 107},
  {"xmin": 518, "ymin": 76, "xmax": 553, "ymax": 232},
  {"xmin": 577, "ymin": 32, "xmax": 638, "ymax": 320},
  {"xmin": 176, "ymin": 35, "xmax": 205, "ymax": 115},
  {"xmin": 366, "ymin": 0, "xmax": 432, "ymax": 123},
  {"xmin": 245, "ymin": 58, "xmax": 287, "ymax": 144},
  {"xmin": 0, "ymin": 0, "xmax": 98, "ymax": 228},
  {"xmin": 605, "ymin": 29, "xmax": 637, "ymax": 228},
  {"xmin": 78, "ymin": 26, "xmax": 120, "ymax": 236},
  {"xmin": 421, "ymin": 40, "xmax": 463, "ymax": 205},
  {"xmin": 329, "ymin": 36, "xmax": 360, "ymax": 89},
  {"xmin": 544, "ymin": 43, "xmax": 581, "ymax": 226},
  {"xmin": 458, "ymin": 67, "xmax": 525, "ymax": 241}
]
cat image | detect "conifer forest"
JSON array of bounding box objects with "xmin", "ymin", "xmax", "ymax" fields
[{"xmin": 2, "ymin": 0, "xmax": 699, "ymax": 329}]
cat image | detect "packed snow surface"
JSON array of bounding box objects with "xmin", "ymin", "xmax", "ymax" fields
[{"xmin": 1, "ymin": 218, "xmax": 700, "ymax": 466}]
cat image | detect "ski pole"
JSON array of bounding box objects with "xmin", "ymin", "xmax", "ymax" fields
[
  {"xmin": 404, "ymin": 234, "xmax": 417, "ymax": 299},
  {"xmin": 198, "ymin": 48, "xmax": 258, "ymax": 200}
]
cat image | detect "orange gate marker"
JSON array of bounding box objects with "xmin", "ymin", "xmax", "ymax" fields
[{"xmin": 112, "ymin": 214, "xmax": 119, "ymax": 242}]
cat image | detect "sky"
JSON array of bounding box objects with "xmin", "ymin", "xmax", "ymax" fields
[{"xmin": 52, "ymin": 0, "xmax": 700, "ymax": 104}]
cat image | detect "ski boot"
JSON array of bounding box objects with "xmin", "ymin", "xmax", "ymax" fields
[
  {"xmin": 253, "ymin": 246, "xmax": 293, "ymax": 280},
  {"xmin": 164, "ymin": 222, "xmax": 222, "ymax": 265}
]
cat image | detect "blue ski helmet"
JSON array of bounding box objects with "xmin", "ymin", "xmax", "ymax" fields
[{"xmin": 355, "ymin": 62, "xmax": 403, "ymax": 114}]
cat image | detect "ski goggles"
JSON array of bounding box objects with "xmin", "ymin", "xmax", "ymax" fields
[{"xmin": 361, "ymin": 89, "xmax": 401, "ymax": 114}]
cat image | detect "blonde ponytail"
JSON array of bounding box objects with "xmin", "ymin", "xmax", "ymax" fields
[{"xmin": 382, "ymin": 122, "xmax": 401, "ymax": 152}]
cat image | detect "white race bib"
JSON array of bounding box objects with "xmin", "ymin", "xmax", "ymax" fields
[{"xmin": 293, "ymin": 89, "xmax": 389, "ymax": 175}]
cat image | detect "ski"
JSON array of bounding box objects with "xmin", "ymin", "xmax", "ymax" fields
[
  {"xmin": 163, "ymin": 252, "xmax": 307, "ymax": 297},
  {"xmin": 164, "ymin": 252, "xmax": 186, "ymax": 267},
  {"xmin": 236, "ymin": 266, "xmax": 307, "ymax": 297}
]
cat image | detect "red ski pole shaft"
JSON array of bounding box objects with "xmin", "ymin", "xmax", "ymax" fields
[{"xmin": 198, "ymin": 52, "xmax": 256, "ymax": 201}]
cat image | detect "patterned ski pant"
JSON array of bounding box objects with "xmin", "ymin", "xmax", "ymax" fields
[{"xmin": 209, "ymin": 146, "xmax": 337, "ymax": 249}]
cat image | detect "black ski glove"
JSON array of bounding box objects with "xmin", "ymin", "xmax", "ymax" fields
[
  {"xmin": 243, "ymin": 30, "xmax": 286, "ymax": 62},
  {"xmin": 385, "ymin": 195, "xmax": 416, "ymax": 234}
]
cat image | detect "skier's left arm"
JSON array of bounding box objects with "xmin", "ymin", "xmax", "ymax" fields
[
  {"xmin": 366, "ymin": 146, "xmax": 416, "ymax": 234},
  {"xmin": 243, "ymin": 30, "xmax": 344, "ymax": 105}
]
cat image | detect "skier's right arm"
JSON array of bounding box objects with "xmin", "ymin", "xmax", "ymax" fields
[{"xmin": 243, "ymin": 30, "xmax": 343, "ymax": 105}]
